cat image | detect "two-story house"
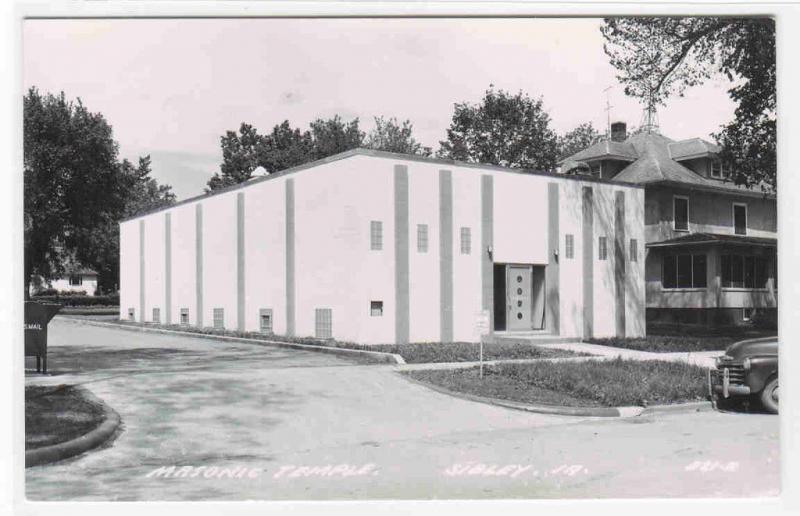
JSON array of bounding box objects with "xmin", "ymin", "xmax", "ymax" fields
[{"xmin": 561, "ymin": 122, "xmax": 777, "ymax": 327}]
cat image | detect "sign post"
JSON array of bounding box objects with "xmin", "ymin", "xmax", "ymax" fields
[{"xmin": 473, "ymin": 310, "xmax": 491, "ymax": 379}]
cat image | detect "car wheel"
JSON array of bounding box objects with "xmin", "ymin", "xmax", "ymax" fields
[{"xmin": 760, "ymin": 377, "xmax": 779, "ymax": 414}]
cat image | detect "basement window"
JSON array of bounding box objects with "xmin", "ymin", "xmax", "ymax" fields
[
  {"xmin": 417, "ymin": 224, "xmax": 429, "ymax": 253},
  {"xmin": 598, "ymin": 236, "xmax": 608, "ymax": 260},
  {"xmin": 565, "ymin": 234, "xmax": 574, "ymax": 259},
  {"xmin": 180, "ymin": 308, "xmax": 189, "ymax": 325},
  {"xmin": 460, "ymin": 227, "xmax": 471, "ymax": 255},
  {"xmin": 152, "ymin": 307, "xmax": 160, "ymax": 324},
  {"xmin": 370, "ymin": 301, "xmax": 384, "ymax": 317},
  {"xmin": 259, "ymin": 308, "xmax": 273, "ymax": 334},
  {"xmin": 213, "ymin": 308, "xmax": 224, "ymax": 329},
  {"xmin": 743, "ymin": 308, "xmax": 754, "ymax": 321},
  {"xmin": 315, "ymin": 308, "xmax": 333, "ymax": 339},
  {"xmin": 128, "ymin": 308, "xmax": 135, "ymax": 321}
]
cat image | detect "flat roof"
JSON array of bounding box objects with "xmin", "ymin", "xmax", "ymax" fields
[{"xmin": 122, "ymin": 147, "xmax": 644, "ymax": 223}]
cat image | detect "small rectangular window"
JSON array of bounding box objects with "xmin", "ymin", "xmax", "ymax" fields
[
  {"xmin": 711, "ymin": 159, "xmax": 723, "ymax": 179},
  {"xmin": 565, "ymin": 234, "xmax": 574, "ymax": 259},
  {"xmin": 460, "ymin": 227, "xmax": 471, "ymax": 255},
  {"xmin": 152, "ymin": 307, "xmax": 160, "ymax": 324},
  {"xmin": 370, "ymin": 221, "xmax": 383, "ymax": 250},
  {"xmin": 128, "ymin": 308, "xmax": 135, "ymax": 321},
  {"xmin": 674, "ymin": 196, "xmax": 689, "ymax": 231},
  {"xmin": 370, "ymin": 301, "xmax": 383, "ymax": 317},
  {"xmin": 213, "ymin": 308, "xmax": 224, "ymax": 329},
  {"xmin": 629, "ymin": 239, "xmax": 638, "ymax": 262},
  {"xmin": 180, "ymin": 308, "xmax": 189, "ymax": 325},
  {"xmin": 733, "ymin": 204, "xmax": 747, "ymax": 235},
  {"xmin": 259, "ymin": 308, "xmax": 273, "ymax": 334},
  {"xmin": 315, "ymin": 308, "xmax": 332, "ymax": 339},
  {"xmin": 743, "ymin": 308, "xmax": 753, "ymax": 322},
  {"xmin": 69, "ymin": 275, "xmax": 82, "ymax": 286},
  {"xmin": 417, "ymin": 224, "xmax": 429, "ymax": 253},
  {"xmin": 598, "ymin": 236, "xmax": 607, "ymax": 260}
]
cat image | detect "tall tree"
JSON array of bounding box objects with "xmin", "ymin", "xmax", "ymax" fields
[
  {"xmin": 558, "ymin": 122, "xmax": 603, "ymax": 160},
  {"xmin": 24, "ymin": 88, "xmax": 126, "ymax": 297},
  {"xmin": 438, "ymin": 86, "xmax": 559, "ymax": 171},
  {"xmin": 601, "ymin": 17, "xmax": 776, "ymax": 191},
  {"xmin": 206, "ymin": 123, "xmax": 265, "ymax": 191},
  {"xmin": 365, "ymin": 116, "xmax": 432, "ymax": 156},
  {"xmin": 83, "ymin": 156, "xmax": 176, "ymax": 293},
  {"xmin": 259, "ymin": 120, "xmax": 314, "ymax": 173},
  {"xmin": 309, "ymin": 115, "xmax": 364, "ymax": 160}
]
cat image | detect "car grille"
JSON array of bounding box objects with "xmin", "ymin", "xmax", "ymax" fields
[{"xmin": 717, "ymin": 363, "xmax": 746, "ymax": 385}]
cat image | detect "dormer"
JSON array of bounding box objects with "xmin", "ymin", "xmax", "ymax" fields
[{"xmin": 668, "ymin": 138, "xmax": 725, "ymax": 181}]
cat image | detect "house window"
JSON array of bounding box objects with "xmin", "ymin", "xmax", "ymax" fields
[
  {"xmin": 315, "ymin": 308, "xmax": 332, "ymax": 339},
  {"xmin": 721, "ymin": 254, "xmax": 769, "ymax": 289},
  {"xmin": 733, "ymin": 204, "xmax": 747, "ymax": 236},
  {"xmin": 460, "ymin": 227, "xmax": 471, "ymax": 255},
  {"xmin": 598, "ymin": 236, "xmax": 607, "ymax": 260},
  {"xmin": 743, "ymin": 308, "xmax": 754, "ymax": 322},
  {"xmin": 69, "ymin": 275, "xmax": 82, "ymax": 286},
  {"xmin": 128, "ymin": 308, "xmax": 135, "ymax": 321},
  {"xmin": 180, "ymin": 308, "xmax": 189, "ymax": 325},
  {"xmin": 370, "ymin": 301, "xmax": 383, "ymax": 317},
  {"xmin": 629, "ymin": 239, "xmax": 638, "ymax": 262},
  {"xmin": 417, "ymin": 224, "xmax": 428, "ymax": 253},
  {"xmin": 213, "ymin": 308, "xmax": 224, "ymax": 329},
  {"xmin": 370, "ymin": 221, "xmax": 383, "ymax": 250},
  {"xmin": 259, "ymin": 308, "xmax": 273, "ymax": 334},
  {"xmin": 673, "ymin": 196, "xmax": 689, "ymax": 231},
  {"xmin": 565, "ymin": 234, "xmax": 575, "ymax": 259},
  {"xmin": 152, "ymin": 307, "xmax": 160, "ymax": 324},
  {"xmin": 711, "ymin": 159, "xmax": 723, "ymax": 179},
  {"xmin": 662, "ymin": 254, "xmax": 707, "ymax": 289}
]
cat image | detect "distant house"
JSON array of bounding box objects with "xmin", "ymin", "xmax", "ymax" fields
[
  {"xmin": 30, "ymin": 265, "xmax": 99, "ymax": 296},
  {"xmin": 561, "ymin": 122, "xmax": 777, "ymax": 327}
]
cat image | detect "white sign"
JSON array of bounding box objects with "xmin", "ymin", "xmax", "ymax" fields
[{"xmin": 473, "ymin": 310, "xmax": 491, "ymax": 337}]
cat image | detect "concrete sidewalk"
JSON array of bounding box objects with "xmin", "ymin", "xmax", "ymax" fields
[{"xmin": 534, "ymin": 342, "xmax": 723, "ymax": 368}]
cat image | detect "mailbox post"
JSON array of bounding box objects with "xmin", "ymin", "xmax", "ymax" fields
[{"xmin": 24, "ymin": 302, "xmax": 61, "ymax": 373}]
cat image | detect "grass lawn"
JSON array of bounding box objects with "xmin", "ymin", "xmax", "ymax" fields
[
  {"xmin": 25, "ymin": 385, "xmax": 107, "ymax": 450},
  {"xmin": 106, "ymin": 320, "xmax": 582, "ymax": 363},
  {"xmin": 587, "ymin": 324, "xmax": 776, "ymax": 353},
  {"xmin": 405, "ymin": 357, "xmax": 708, "ymax": 407}
]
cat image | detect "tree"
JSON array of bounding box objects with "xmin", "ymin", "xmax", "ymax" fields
[
  {"xmin": 438, "ymin": 86, "xmax": 560, "ymax": 171},
  {"xmin": 24, "ymin": 88, "xmax": 127, "ymax": 297},
  {"xmin": 83, "ymin": 156, "xmax": 176, "ymax": 292},
  {"xmin": 601, "ymin": 17, "xmax": 776, "ymax": 191},
  {"xmin": 365, "ymin": 116, "xmax": 432, "ymax": 156},
  {"xmin": 207, "ymin": 116, "xmax": 365, "ymax": 191},
  {"xmin": 308, "ymin": 115, "xmax": 364, "ymax": 160},
  {"xmin": 206, "ymin": 123, "xmax": 265, "ymax": 191},
  {"xmin": 558, "ymin": 122, "xmax": 603, "ymax": 160}
]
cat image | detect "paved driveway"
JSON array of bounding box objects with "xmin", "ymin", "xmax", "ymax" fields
[{"xmin": 25, "ymin": 318, "xmax": 779, "ymax": 501}]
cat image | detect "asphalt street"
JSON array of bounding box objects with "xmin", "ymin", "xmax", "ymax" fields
[{"xmin": 24, "ymin": 318, "xmax": 779, "ymax": 500}]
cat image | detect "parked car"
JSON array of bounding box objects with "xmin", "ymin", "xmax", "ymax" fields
[{"xmin": 708, "ymin": 336, "xmax": 778, "ymax": 414}]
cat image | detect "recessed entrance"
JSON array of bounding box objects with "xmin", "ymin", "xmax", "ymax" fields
[{"xmin": 493, "ymin": 263, "xmax": 546, "ymax": 332}]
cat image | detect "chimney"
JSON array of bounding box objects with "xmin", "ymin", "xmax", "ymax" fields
[{"xmin": 611, "ymin": 121, "xmax": 627, "ymax": 142}]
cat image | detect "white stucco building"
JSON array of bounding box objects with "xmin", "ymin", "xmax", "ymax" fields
[{"xmin": 119, "ymin": 149, "xmax": 646, "ymax": 344}]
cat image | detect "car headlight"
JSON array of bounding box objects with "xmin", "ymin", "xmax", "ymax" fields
[{"xmin": 743, "ymin": 358, "xmax": 751, "ymax": 370}]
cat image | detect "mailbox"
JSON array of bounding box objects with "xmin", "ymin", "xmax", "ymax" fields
[{"xmin": 25, "ymin": 301, "xmax": 61, "ymax": 373}]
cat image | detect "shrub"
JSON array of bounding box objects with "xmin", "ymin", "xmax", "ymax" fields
[{"xmin": 30, "ymin": 294, "xmax": 119, "ymax": 307}]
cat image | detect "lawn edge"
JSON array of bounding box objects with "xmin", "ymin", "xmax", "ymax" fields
[
  {"xmin": 400, "ymin": 370, "xmax": 713, "ymax": 418},
  {"xmin": 25, "ymin": 386, "xmax": 122, "ymax": 468},
  {"xmin": 56, "ymin": 316, "xmax": 406, "ymax": 365}
]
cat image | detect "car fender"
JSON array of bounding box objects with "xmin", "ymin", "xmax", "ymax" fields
[{"xmin": 746, "ymin": 356, "xmax": 778, "ymax": 393}]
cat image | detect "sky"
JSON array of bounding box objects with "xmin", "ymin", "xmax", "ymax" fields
[{"xmin": 23, "ymin": 17, "xmax": 737, "ymax": 200}]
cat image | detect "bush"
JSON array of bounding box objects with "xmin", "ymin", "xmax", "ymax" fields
[{"xmin": 30, "ymin": 294, "xmax": 119, "ymax": 307}]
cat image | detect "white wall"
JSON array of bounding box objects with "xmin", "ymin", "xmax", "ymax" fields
[
  {"xmin": 408, "ymin": 164, "xmax": 441, "ymax": 342},
  {"xmin": 493, "ymin": 173, "xmax": 548, "ymax": 265},
  {"xmin": 119, "ymin": 219, "xmax": 139, "ymax": 320},
  {"xmin": 142, "ymin": 212, "xmax": 166, "ymax": 323},
  {"xmin": 170, "ymin": 202, "xmax": 197, "ymax": 325},
  {"xmin": 201, "ymin": 192, "xmax": 238, "ymax": 329}
]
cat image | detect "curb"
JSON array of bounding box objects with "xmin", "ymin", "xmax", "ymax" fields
[
  {"xmin": 400, "ymin": 373, "xmax": 711, "ymax": 418},
  {"xmin": 26, "ymin": 387, "xmax": 122, "ymax": 468},
  {"xmin": 57, "ymin": 316, "xmax": 406, "ymax": 365}
]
